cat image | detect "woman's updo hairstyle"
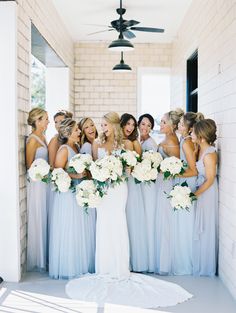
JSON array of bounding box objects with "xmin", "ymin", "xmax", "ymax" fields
[
  {"xmin": 58, "ymin": 118, "xmax": 77, "ymax": 144},
  {"xmin": 100, "ymin": 112, "xmax": 123, "ymax": 148},
  {"xmin": 193, "ymin": 118, "xmax": 217, "ymax": 145},
  {"xmin": 138, "ymin": 113, "xmax": 155, "ymax": 130},
  {"xmin": 27, "ymin": 107, "xmax": 47, "ymax": 130},
  {"xmin": 183, "ymin": 112, "xmax": 205, "ymax": 133},
  {"xmin": 166, "ymin": 108, "xmax": 184, "ymax": 131},
  {"xmin": 120, "ymin": 113, "xmax": 138, "ymax": 141},
  {"xmin": 54, "ymin": 110, "xmax": 73, "ymax": 120}
]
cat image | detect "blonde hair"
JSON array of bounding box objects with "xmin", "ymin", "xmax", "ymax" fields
[
  {"xmin": 58, "ymin": 118, "xmax": 77, "ymax": 144},
  {"xmin": 193, "ymin": 119, "xmax": 217, "ymax": 145},
  {"xmin": 27, "ymin": 107, "xmax": 47, "ymax": 130},
  {"xmin": 166, "ymin": 108, "xmax": 184, "ymax": 131},
  {"xmin": 78, "ymin": 117, "xmax": 98, "ymax": 145},
  {"xmin": 100, "ymin": 112, "xmax": 123, "ymax": 148},
  {"xmin": 183, "ymin": 112, "xmax": 205, "ymax": 133}
]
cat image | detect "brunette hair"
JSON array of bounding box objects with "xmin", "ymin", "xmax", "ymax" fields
[
  {"xmin": 193, "ymin": 118, "xmax": 217, "ymax": 145},
  {"xmin": 138, "ymin": 113, "xmax": 155, "ymax": 129},
  {"xmin": 120, "ymin": 113, "xmax": 138, "ymax": 142}
]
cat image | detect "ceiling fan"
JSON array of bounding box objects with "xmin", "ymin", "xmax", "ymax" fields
[{"xmin": 89, "ymin": 0, "xmax": 165, "ymax": 40}]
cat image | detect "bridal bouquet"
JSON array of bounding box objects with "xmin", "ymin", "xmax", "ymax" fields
[
  {"xmin": 166, "ymin": 181, "xmax": 197, "ymax": 211},
  {"xmin": 75, "ymin": 180, "xmax": 103, "ymax": 212},
  {"xmin": 160, "ymin": 156, "xmax": 186, "ymax": 180},
  {"xmin": 68, "ymin": 153, "xmax": 93, "ymax": 174},
  {"xmin": 90, "ymin": 155, "xmax": 123, "ymax": 188},
  {"xmin": 28, "ymin": 158, "xmax": 50, "ymax": 182},
  {"xmin": 51, "ymin": 168, "xmax": 72, "ymax": 192}
]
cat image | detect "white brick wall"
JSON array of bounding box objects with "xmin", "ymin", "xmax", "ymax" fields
[
  {"xmin": 171, "ymin": 0, "xmax": 236, "ymax": 299},
  {"xmin": 16, "ymin": 0, "xmax": 74, "ymax": 273},
  {"xmin": 74, "ymin": 42, "xmax": 172, "ymax": 126}
]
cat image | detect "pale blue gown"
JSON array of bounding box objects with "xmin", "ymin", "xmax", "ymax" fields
[
  {"xmin": 126, "ymin": 177, "xmax": 148, "ymax": 272},
  {"xmin": 155, "ymin": 146, "xmax": 174, "ymax": 275},
  {"xmin": 172, "ymin": 136, "xmax": 197, "ymax": 275},
  {"xmin": 49, "ymin": 145, "xmax": 95, "ymax": 279},
  {"xmin": 27, "ymin": 134, "xmax": 49, "ymax": 272},
  {"xmin": 141, "ymin": 137, "xmax": 158, "ymax": 272},
  {"xmin": 193, "ymin": 146, "xmax": 218, "ymax": 276},
  {"xmin": 80, "ymin": 142, "xmax": 96, "ymax": 273}
]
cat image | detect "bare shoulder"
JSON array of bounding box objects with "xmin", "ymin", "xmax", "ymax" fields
[
  {"xmin": 123, "ymin": 139, "xmax": 133, "ymax": 151},
  {"xmin": 183, "ymin": 137, "xmax": 194, "ymax": 150}
]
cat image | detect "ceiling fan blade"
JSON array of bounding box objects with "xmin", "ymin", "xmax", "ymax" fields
[
  {"xmin": 123, "ymin": 20, "xmax": 140, "ymax": 27},
  {"xmin": 87, "ymin": 29, "xmax": 114, "ymax": 36},
  {"xmin": 130, "ymin": 27, "xmax": 164, "ymax": 33},
  {"xmin": 123, "ymin": 30, "xmax": 136, "ymax": 39}
]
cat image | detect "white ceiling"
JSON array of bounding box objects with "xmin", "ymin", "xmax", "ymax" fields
[{"xmin": 52, "ymin": 0, "xmax": 193, "ymax": 43}]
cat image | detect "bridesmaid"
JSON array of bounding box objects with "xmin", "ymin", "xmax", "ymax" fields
[
  {"xmin": 173, "ymin": 112, "xmax": 204, "ymax": 275},
  {"xmin": 78, "ymin": 117, "xmax": 98, "ymax": 154},
  {"xmin": 78, "ymin": 117, "xmax": 98, "ymax": 273},
  {"xmin": 155, "ymin": 108, "xmax": 184, "ymax": 275},
  {"xmin": 120, "ymin": 113, "xmax": 148, "ymax": 272},
  {"xmin": 191, "ymin": 119, "xmax": 218, "ymax": 276},
  {"xmin": 26, "ymin": 107, "xmax": 49, "ymax": 271},
  {"xmin": 49, "ymin": 118, "xmax": 92, "ymax": 279},
  {"xmin": 48, "ymin": 110, "xmax": 73, "ymax": 168},
  {"xmin": 138, "ymin": 113, "xmax": 157, "ymax": 272}
]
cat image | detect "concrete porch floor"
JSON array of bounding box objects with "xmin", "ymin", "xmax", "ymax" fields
[{"xmin": 0, "ymin": 272, "xmax": 236, "ymax": 313}]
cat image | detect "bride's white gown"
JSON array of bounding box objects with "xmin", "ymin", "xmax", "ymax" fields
[{"xmin": 66, "ymin": 148, "xmax": 192, "ymax": 308}]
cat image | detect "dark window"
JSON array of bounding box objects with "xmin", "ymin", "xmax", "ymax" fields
[{"xmin": 186, "ymin": 50, "xmax": 198, "ymax": 112}]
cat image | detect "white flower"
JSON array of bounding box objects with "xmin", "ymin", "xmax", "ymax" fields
[
  {"xmin": 142, "ymin": 151, "xmax": 163, "ymax": 169},
  {"xmin": 120, "ymin": 150, "xmax": 139, "ymax": 167},
  {"xmin": 76, "ymin": 180, "xmax": 102, "ymax": 209},
  {"xmin": 166, "ymin": 182, "xmax": 196, "ymax": 211},
  {"xmin": 51, "ymin": 168, "xmax": 71, "ymax": 192},
  {"xmin": 132, "ymin": 158, "xmax": 158, "ymax": 183},
  {"xmin": 28, "ymin": 158, "xmax": 50, "ymax": 182},
  {"xmin": 160, "ymin": 156, "xmax": 185, "ymax": 179},
  {"xmin": 90, "ymin": 155, "xmax": 123, "ymax": 185},
  {"xmin": 68, "ymin": 153, "xmax": 92, "ymax": 173}
]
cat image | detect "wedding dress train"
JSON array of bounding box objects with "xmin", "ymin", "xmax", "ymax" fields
[{"xmin": 66, "ymin": 148, "xmax": 192, "ymax": 308}]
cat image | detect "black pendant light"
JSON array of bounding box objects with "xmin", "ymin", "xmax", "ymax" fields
[
  {"xmin": 108, "ymin": 33, "xmax": 134, "ymax": 51},
  {"xmin": 113, "ymin": 52, "xmax": 132, "ymax": 72}
]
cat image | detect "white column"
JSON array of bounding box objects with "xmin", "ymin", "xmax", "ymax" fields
[{"xmin": 0, "ymin": 2, "xmax": 21, "ymax": 281}]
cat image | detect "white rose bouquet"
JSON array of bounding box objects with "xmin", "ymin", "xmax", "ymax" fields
[
  {"xmin": 118, "ymin": 149, "xmax": 140, "ymax": 167},
  {"xmin": 51, "ymin": 168, "xmax": 72, "ymax": 192},
  {"xmin": 166, "ymin": 181, "xmax": 197, "ymax": 211},
  {"xmin": 75, "ymin": 180, "xmax": 103, "ymax": 213},
  {"xmin": 142, "ymin": 150, "xmax": 163, "ymax": 170},
  {"xmin": 68, "ymin": 153, "xmax": 92, "ymax": 174},
  {"xmin": 90, "ymin": 155, "xmax": 124, "ymax": 188},
  {"xmin": 28, "ymin": 158, "xmax": 50, "ymax": 183},
  {"xmin": 132, "ymin": 158, "xmax": 158, "ymax": 184},
  {"xmin": 160, "ymin": 156, "xmax": 186, "ymax": 180}
]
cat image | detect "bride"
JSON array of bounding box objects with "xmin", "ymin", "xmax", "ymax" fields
[{"xmin": 66, "ymin": 112, "xmax": 192, "ymax": 309}]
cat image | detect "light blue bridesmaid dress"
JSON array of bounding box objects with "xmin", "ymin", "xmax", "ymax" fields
[
  {"xmin": 27, "ymin": 134, "xmax": 49, "ymax": 272},
  {"xmin": 126, "ymin": 176, "xmax": 148, "ymax": 272},
  {"xmin": 49, "ymin": 145, "xmax": 95, "ymax": 279},
  {"xmin": 155, "ymin": 146, "xmax": 174, "ymax": 275},
  {"xmin": 141, "ymin": 137, "xmax": 158, "ymax": 272},
  {"xmin": 193, "ymin": 146, "xmax": 218, "ymax": 276},
  {"xmin": 79, "ymin": 142, "xmax": 96, "ymax": 273},
  {"xmin": 172, "ymin": 136, "xmax": 197, "ymax": 275}
]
